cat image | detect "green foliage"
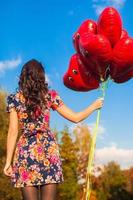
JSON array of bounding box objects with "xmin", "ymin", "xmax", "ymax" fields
[
  {"xmin": 0, "ymin": 91, "xmax": 8, "ymax": 157},
  {"xmin": 73, "ymin": 123, "xmax": 92, "ymax": 199},
  {"xmin": 57, "ymin": 126, "xmax": 79, "ymax": 200},
  {"xmin": 123, "ymin": 168, "xmax": 133, "ymax": 198},
  {"xmin": 0, "ymin": 90, "xmax": 22, "ymax": 200},
  {"xmin": 95, "ymin": 161, "xmax": 133, "ymax": 200}
]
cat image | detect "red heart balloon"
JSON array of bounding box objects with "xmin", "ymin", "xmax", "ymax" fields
[
  {"xmin": 111, "ymin": 37, "xmax": 133, "ymax": 78},
  {"xmin": 98, "ymin": 7, "xmax": 122, "ymax": 47},
  {"xmin": 120, "ymin": 29, "xmax": 128, "ymax": 40},
  {"xmin": 79, "ymin": 32, "xmax": 112, "ymax": 79},
  {"xmin": 77, "ymin": 52, "xmax": 96, "ymax": 73},
  {"xmin": 112, "ymin": 69, "xmax": 133, "ymax": 83},
  {"xmin": 79, "ymin": 33, "xmax": 112, "ymax": 61},
  {"xmin": 78, "ymin": 52, "xmax": 109, "ymax": 81},
  {"xmin": 73, "ymin": 20, "xmax": 97, "ymax": 53},
  {"xmin": 63, "ymin": 54, "xmax": 99, "ymax": 91}
]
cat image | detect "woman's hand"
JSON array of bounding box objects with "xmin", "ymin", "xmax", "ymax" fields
[
  {"xmin": 3, "ymin": 162, "xmax": 13, "ymax": 177},
  {"xmin": 91, "ymin": 97, "xmax": 104, "ymax": 110}
]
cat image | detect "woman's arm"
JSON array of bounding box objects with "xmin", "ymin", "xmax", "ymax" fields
[
  {"xmin": 5, "ymin": 108, "xmax": 18, "ymax": 165},
  {"xmin": 56, "ymin": 98, "xmax": 104, "ymax": 123}
]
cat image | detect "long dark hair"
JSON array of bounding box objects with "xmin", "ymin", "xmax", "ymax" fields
[{"xmin": 18, "ymin": 59, "xmax": 49, "ymax": 119}]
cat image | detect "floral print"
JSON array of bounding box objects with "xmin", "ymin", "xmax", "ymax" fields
[{"xmin": 6, "ymin": 89, "xmax": 64, "ymax": 187}]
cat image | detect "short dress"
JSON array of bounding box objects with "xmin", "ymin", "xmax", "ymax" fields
[{"xmin": 6, "ymin": 89, "xmax": 64, "ymax": 188}]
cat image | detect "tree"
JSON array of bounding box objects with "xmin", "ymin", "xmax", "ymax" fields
[
  {"xmin": 57, "ymin": 126, "xmax": 79, "ymax": 200},
  {"xmin": 95, "ymin": 161, "xmax": 132, "ymax": 200},
  {"xmin": 124, "ymin": 167, "xmax": 133, "ymax": 196},
  {"xmin": 73, "ymin": 123, "xmax": 92, "ymax": 199},
  {"xmin": 0, "ymin": 90, "xmax": 22, "ymax": 200}
]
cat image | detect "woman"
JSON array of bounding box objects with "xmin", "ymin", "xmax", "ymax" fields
[{"xmin": 3, "ymin": 59, "xmax": 103, "ymax": 200}]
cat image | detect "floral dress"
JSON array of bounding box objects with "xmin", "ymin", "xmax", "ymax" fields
[{"xmin": 6, "ymin": 89, "xmax": 64, "ymax": 188}]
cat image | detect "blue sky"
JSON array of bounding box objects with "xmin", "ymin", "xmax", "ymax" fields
[{"xmin": 0, "ymin": 0, "xmax": 133, "ymax": 168}]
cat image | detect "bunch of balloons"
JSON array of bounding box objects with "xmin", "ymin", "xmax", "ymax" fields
[{"xmin": 63, "ymin": 7, "xmax": 133, "ymax": 91}]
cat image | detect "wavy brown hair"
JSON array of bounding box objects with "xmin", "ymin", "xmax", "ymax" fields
[{"xmin": 18, "ymin": 59, "xmax": 49, "ymax": 120}]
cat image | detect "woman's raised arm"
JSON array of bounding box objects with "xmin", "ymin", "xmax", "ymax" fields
[{"xmin": 56, "ymin": 98, "xmax": 104, "ymax": 123}]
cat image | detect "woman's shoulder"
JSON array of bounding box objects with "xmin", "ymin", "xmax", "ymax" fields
[
  {"xmin": 47, "ymin": 88, "xmax": 60, "ymax": 99},
  {"xmin": 47, "ymin": 88, "xmax": 64, "ymax": 110},
  {"xmin": 7, "ymin": 89, "xmax": 18, "ymax": 100},
  {"xmin": 6, "ymin": 89, "xmax": 22, "ymax": 112},
  {"xmin": 7, "ymin": 89, "xmax": 25, "ymax": 104}
]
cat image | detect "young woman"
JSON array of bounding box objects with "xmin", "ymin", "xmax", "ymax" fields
[{"xmin": 3, "ymin": 59, "xmax": 103, "ymax": 200}]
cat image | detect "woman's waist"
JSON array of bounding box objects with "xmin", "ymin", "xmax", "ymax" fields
[{"xmin": 20, "ymin": 127, "xmax": 51, "ymax": 137}]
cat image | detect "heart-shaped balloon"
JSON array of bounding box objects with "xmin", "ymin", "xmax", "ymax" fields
[
  {"xmin": 79, "ymin": 32, "xmax": 112, "ymax": 79},
  {"xmin": 98, "ymin": 7, "xmax": 122, "ymax": 47},
  {"xmin": 63, "ymin": 54, "xmax": 99, "ymax": 91},
  {"xmin": 73, "ymin": 20, "xmax": 97, "ymax": 53},
  {"xmin": 79, "ymin": 33, "xmax": 112, "ymax": 61},
  {"xmin": 111, "ymin": 37, "xmax": 133, "ymax": 78},
  {"xmin": 120, "ymin": 29, "xmax": 128, "ymax": 40},
  {"xmin": 78, "ymin": 52, "xmax": 110, "ymax": 81},
  {"xmin": 112, "ymin": 69, "xmax": 133, "ymax": 83},
  {"xmin": 64, "ymin": 6, "xmax": 132, "ymax": 91}
]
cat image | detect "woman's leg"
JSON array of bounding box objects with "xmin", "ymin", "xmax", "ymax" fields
[
  {"xmin": 40, "ymin": 183, "xmax": 57, "ymax": 200},
  {"xmin": 21, "ymin": 185, "xmax": 39, "ymax": 200}
]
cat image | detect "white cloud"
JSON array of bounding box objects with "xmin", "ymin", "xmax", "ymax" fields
[
  {"xmin": 69, "ymin": 122, "xmax": 106, "ymax": 142},
  {"xmin": 88, "ymin": 122, "xmax": 106, "ymax": 139},
  {"xmin": 0, "ymin": 57, "xmax": 22, "ymax": 74},
  {"xmin": 70, "ymin": 122, "xmax": 105, "ymax": 136},
  {"xmin": 109, "ymin": 0, "xmax": 126, "ymax": 8},
  {"xmin": 92, "ymin": 0, "xmax": 127, "ymax": 15},
  {"xmin": 95, "ymin": 144, "xmax": 133, "ymax": 169}
]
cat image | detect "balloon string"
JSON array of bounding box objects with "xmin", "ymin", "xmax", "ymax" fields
[{"xmin": 84, "ymin": 78, "xmax": 109, "ymax": 200}]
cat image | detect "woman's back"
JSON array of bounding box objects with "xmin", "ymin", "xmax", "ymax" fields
[{"xmin": 6, "ymin": 89, "xmax": 64, "ymax": 137}]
